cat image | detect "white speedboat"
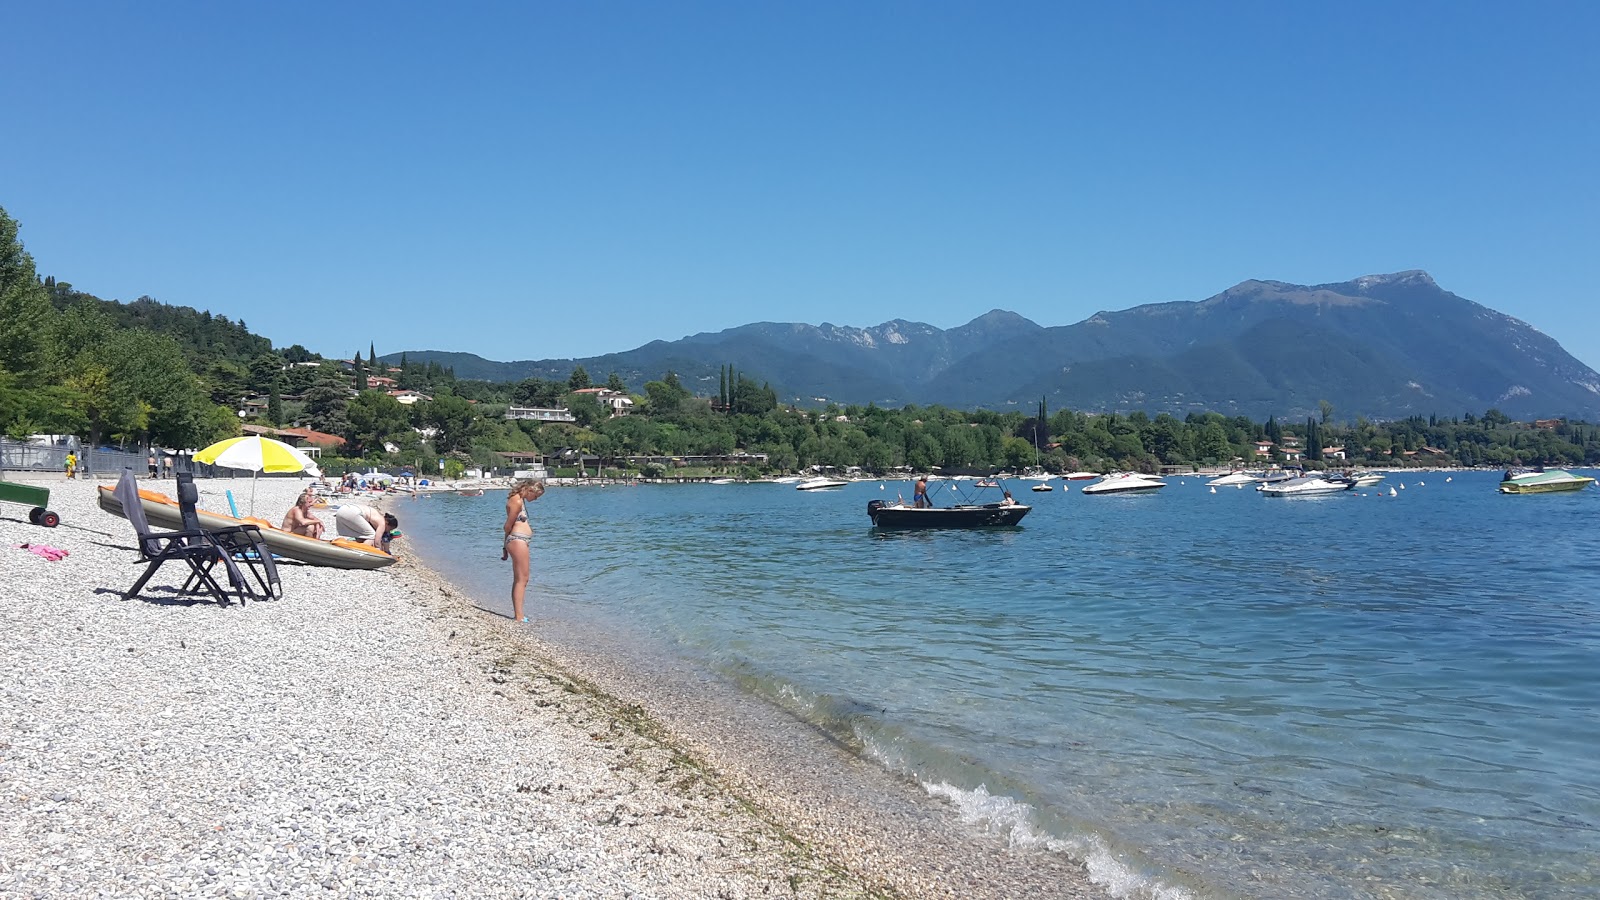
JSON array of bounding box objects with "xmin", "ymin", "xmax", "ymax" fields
[
  {"xmin": 1498, "ymin": 468, "xmax": 1596, "ymax": 494},
  {"xmin": 1060, "ymin": 471, "xmax": 1100, "ymax": 481},
  {"xmin": 1350, "ymin": 472, "xmax": 1386, "ymax": 487},
  {"xmin": 1206, "ymin": 471, "xmax": 1259, "ymax": 487},
  {"xmin": 796, "ymin": 477, "xmax": 850, "ymax": 491},
  {"xmin": 1082, "ymin": 472, "xmax": 1167, "ymax": 495},
  {"xmin": 1258, "ymin": 475, "xmax": 1354, "ymax": 497}
]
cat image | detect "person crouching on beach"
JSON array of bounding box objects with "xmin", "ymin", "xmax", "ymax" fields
[
  {"xmin": 335, "ymin": 502, "xmax": 398, "ymax": 552},
  {"xmin": 501, "ymin": 478, "xmax": 545, "ymax": 623},
  {"xmin": 282, "ymin": 490, "xmax": 325, "ymax": 539}
]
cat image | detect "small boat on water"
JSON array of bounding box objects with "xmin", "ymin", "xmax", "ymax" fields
[
  {"xmin": 1498, "ymin": 468, "xmax": 1596, "ymax": 494},
  {"xmin": 1060, "ymin": 471, "xmax": 1100, "ymax": 481},
  {"xmin": 1082, "ymin": 472, "xmax": 1167, "ymax": 495},
  {"xmin": 796, "ymin": 476, "xmax": 850, "ymax": 491},
  {"xmin": 1258, "ymin": 475, "xmax": 1355, "ymax": 497},
  {"xmin": 1206, "ymin": 471, "xmax": 1260, "ymax": 487},
  {"xmin": 974, "ymin": 479, "xmax": 1001, "ymax": 488},
  {"xmin": 1350, "ymin": 472, "xmax": 1387, "ymax": 487},
  {"xmin": 867, "ymin": 498, "xmax": 1030, "ymax": 528},
  {"xmin": 1031, "ymin": 482, "xmax": 1054, "ymax": 492},
  {"xmin": 98, "ymin": 485, "xmax": 398, "ymax": 570}
]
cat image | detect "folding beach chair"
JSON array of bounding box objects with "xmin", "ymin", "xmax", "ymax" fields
[
  {"xmin": 174, "ymin": 473, "xmax": 282, "ymax": 600},
  {"xmin": 113, "ymin": 469, "xmax": 256, "ymax": 605}
]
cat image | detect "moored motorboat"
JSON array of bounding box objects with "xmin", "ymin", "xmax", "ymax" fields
[
  {"xmin": 867, "ymin": 499, "xmax": 1030, "ymax": 528},
  {"xmin": 796, "ymin": 476, "xmax": 850, "ymax": 490},
  {"xmin": 1498, "ymin": 468, "xmax": 1596, "ymax": 494},
  {"xmin": 1350, "ymin": 472, "xmax": 1387, "ymax": 487},
  {"xmin": 1060, "ymin": 472, "xmax": 1100, "ymax": 481},
  {"xmin": 98, "ymin": 485, "xmax": 398, "ymax": 569},
  {"xmin": 1258, "ymin": 475, "xmax": 1355, "ymax": 497},
  {"xmin": 1082, "ymin": 472, "xmax": 1166, "ymax": 495},
  {"xmin": 1206, "ymin": 471, "xmax": 1260, "ymax": 487}
]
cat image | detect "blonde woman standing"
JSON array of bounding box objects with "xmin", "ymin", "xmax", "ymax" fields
[{"xmin": 501, "ymin": 479, "xmax": 545, "ymax": 622}]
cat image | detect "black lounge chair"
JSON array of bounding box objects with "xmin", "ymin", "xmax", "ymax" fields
[
  {"xmin": 113, "ymin": 469, "xmax": 258, "ymax": 605},
  {"xmin": 174, "ymin": 472, "xmax": 282, "ymax": 601}
]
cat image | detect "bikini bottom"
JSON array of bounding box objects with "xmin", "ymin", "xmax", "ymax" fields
[{"xmin": 505, "ymin": 532, "xmax": 532, "ymax": 545}]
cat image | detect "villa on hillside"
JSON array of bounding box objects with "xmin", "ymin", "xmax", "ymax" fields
[
  {"xmin": 506, "ymin": 406, "xmax": 576, "ymax": 423},
  {"xmin": 571, "ymin": 387, "xmax": 633, "ymax": 417},
  {"xmin": 240, "ymin": 424, "xmax": 345, "ymax": 459}
]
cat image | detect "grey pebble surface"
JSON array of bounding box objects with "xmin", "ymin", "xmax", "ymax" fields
[
  {"xmin": 2, "ymin": 474, "xmax": 1108, "ymax": 899},
  {"xmin": 0, "ymin": 476, "xmax": 864, "ymax": 899}
]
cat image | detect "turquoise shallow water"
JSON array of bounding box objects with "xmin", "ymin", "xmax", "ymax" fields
[{"xmin": 399, "ymin": 472, "xmax": 1600, "ymax": 899}]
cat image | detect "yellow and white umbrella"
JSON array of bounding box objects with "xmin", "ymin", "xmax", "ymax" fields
[{"xmin": 193, "ymin": 435, "xmax": 319, "ymax": 513}]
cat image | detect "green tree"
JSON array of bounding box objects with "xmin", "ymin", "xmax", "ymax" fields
[
  {"xmin": 567, "ymin": 392, "xmax": 606, "ymax": 428},
  {"xmin": 423, "ymin": 393, "xmax": 480, "ymax": 454},
  {"xmin": 303, "ymin": 369, "xmax": 352, "ymax": 436},
  {"xmin": 568, "ymin": 365, "xmax": 591, "ymax": 392},
  {"xmin": 0, "ymin": 206, "xmax": 55, "ymax": 378},
  {"xmin": 346, "ymin": 391, "xmax": 411, "ymax": 456}
]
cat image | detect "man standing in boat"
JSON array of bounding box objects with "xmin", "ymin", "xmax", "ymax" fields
[{"xmin": 914, "ymin": 475, "xmax": 932, "ymax": 508}]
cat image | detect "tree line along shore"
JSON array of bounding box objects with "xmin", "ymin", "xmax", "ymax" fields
[{"xmin": 5, "ymin": 205, "xmax": 1598, "ymax": 484}]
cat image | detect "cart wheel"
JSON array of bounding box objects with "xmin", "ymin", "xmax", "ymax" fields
[
  {"xmin": 40, "ymin": 510, "xmax": 60, "ymax": 528},
  {"xmin": 28, "ymin": 507, "xmax": 42, "ymax": 524}
]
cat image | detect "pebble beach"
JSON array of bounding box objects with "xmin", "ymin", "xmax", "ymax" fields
[{"xmin": 0, "ymin": 475, "xmax": 1105, "ymax": 899}]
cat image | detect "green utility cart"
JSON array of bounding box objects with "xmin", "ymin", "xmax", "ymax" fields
[{"xmin": 0, "ymin": 479, "xmax": 61, "ymax": 527}]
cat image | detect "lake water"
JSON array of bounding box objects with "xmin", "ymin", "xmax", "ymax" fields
[{"xmin": 397, "ymin": 471, "xmax": 1600, "ymax": 899}]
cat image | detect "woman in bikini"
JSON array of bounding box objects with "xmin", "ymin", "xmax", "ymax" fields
[{"xmin": 501, "ymin": 478, "xmax": 545, "ymax": 623}]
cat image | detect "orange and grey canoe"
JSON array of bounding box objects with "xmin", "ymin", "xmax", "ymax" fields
[{"xmin": 97, "ymin": 486, "xmax": 397, "ymax": 570}]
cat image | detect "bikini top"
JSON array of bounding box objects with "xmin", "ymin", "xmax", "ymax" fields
[{"xmin": 515, "ymin": 497, "xmax": 529, "ymax": 523}]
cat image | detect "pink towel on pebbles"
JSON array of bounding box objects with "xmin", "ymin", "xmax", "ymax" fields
[{"xmin": 15, "ymin": 543, "xmax": 70, "ymax": 561}]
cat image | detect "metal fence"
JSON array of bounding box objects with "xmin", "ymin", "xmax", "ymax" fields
[
  {"xmin": 0, "ymin": 438, "xmax": 263, "ymax": 480},
  {"xmin": 0, "ymin": 439, "xmax": 148, "ymax": 477}
]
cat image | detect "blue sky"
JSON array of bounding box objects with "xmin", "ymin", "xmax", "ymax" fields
[{"xmin": 4, "ymin": 2, "xmax": 1598, "ymax": 370}]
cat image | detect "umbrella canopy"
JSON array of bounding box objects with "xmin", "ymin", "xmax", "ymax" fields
[
  {"xmin": 194, "ymin": 436, "xmax": 318, "ymax": 473},
  {"xmin": 192, "ymin": 436, "xmax": 318, "ymax": 514}
]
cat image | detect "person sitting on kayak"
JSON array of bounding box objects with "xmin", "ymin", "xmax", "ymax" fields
[{"xmin": 282, "ymin": 489, "xmax": 325, "ymax": 539}]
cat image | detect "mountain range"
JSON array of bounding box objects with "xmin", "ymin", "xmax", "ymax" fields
[{"xmin": 384, "ymin": 271, "xmax": 1600, "ymax": 421}]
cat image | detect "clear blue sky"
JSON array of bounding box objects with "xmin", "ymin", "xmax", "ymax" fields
[{"xmin": 5, "ymin": 2, "xmax": 1598, "ymax": 369}]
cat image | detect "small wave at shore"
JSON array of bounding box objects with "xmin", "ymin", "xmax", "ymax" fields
[
  {"xmin": 747, "ymin": 670, "xmax": 1203, "ymax": 900},
  {"xmin": 920, "ymin": 782, "xmax": 1195, "ymax": 900}
]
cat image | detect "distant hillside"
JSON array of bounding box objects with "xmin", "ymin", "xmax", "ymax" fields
[{"xmin": 386, "ymin": 272, "xmax": 1600, "ymax": 420}]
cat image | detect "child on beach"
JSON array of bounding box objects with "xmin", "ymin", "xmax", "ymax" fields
[{"xmin": 501, "ymin": 479, "xmax": 545, "ymax": 623}]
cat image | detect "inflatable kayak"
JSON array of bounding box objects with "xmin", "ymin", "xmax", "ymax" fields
[{"xmin": 98, "ymin": 485, "xmax": 397, "ymax": 570}]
